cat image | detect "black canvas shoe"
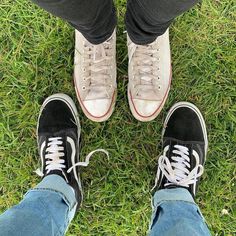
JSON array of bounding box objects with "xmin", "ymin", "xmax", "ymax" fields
[
  {"xmin": 36, "ymin": 93, "xmax": 83, "ymax": 209},
  {"xmin": 153, "ymin": 102, "xmax": 208, "ymax": 197}
]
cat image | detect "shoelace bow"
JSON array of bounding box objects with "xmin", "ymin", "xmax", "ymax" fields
[
  {"xmin": 152, "ymin": 145, "xmax": 204, "ymax": 195},
  {"xmin": 129, "ymin": 42, "xmax": 161, "ymax": 96},
  {"xmin": 82, "ymin": 39, "xmax": 114, "ymax": 98},
  {"xmin": 35, "ymin": 137, "xmax": 109, "ymax": 177}
]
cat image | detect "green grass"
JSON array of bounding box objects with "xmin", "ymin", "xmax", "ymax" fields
[{"xmin": 0, "ymin": 0, "xmax": 235, "ymax": 235}]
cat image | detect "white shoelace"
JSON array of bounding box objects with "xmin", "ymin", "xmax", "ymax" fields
[
  {"xmin": 82, "ymin": 39, "xmax": 113, "ymax": 98},
  {"xmin": 129, "ymin": 42, "xmax": 161, "ymax": 96},
  {"xmin": 153, "ymin": 145, "xmax": 204, "ymax": 195},
  {"xmin": 35, "ymin": 137, "xmax": 109, "ymax": 178}
]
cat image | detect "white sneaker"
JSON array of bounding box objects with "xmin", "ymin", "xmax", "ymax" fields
[
  {"xmin": 127, "ymin": 29, "xmax": 172, "ymax": 122},
  {"xmin": 74, "ymin": 29, "xmax": 117, "ymax": 122}
]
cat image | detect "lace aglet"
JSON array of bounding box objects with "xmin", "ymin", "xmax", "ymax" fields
[{"xmin": 34, "ymin": 169, "xmax": 44, "ymax": 177}]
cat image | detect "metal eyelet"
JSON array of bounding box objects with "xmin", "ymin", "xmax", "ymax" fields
[{"xmin": 82, "ymin": 86, "xmax": 86, "ymax": 90}]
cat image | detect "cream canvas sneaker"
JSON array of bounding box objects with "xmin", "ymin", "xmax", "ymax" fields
[
  {"xmin": 127, "ymin": 29, "xmax": 172, "ymax": 122},
  {"xmin": 74, "ymin": 29, "xmax": 117, "ymax": 122}
]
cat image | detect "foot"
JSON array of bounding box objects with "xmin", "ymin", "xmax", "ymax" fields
[
  {"xmin": 36, "ymin": 93, "xmax": 83, "ymax": 208},
  {"xmin": 74, "ymin": 29, "xmax": 117, "ymax": 122},
  {"xmin": 153, "ymin": 102, "xmax": 208, "ymax": 196},
  {"xmin": 127, "ymin": 29, "xmax": 171, "ymax": 122}
]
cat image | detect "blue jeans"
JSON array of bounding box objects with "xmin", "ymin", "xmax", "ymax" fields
[
  {"xmin": 0, "ymin": 175, "xmax": 211, "ymax": 236},
  {"xmin": 149, "ymin": 188, "xmax": 211, "ymax": 236},
  {"xmin": 0, "ymin": 175, "xmax": 77, "ymax": 236}
]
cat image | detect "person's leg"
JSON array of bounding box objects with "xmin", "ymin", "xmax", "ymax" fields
[
  {"xmin": 126, "ymin": 0, "xmax": 199, "ymax": 45},
  {"xmin": 149, "ymin": 188, "xmax": 211, "ymax": 236},
  {"xmin": 126, "ymin": 0, "xmax": 199, "ymax": 122},
  {"xmin": 149, "ymin": 102, "xmax": 211, "ymax": 236},
  {"xmin": 0, "ymin": 94, "xmax": 83, "ymax": 236},
  {"xmin": 32, "ymin": 0, "xmax": 116, "ymax": 44},
  {"xmin": 0, "ymin": 175, "xmax": 76, "ymax": 236},
  {"xmin": 31, "ymin": 0, "xmax": 117, "ymax": 122}
]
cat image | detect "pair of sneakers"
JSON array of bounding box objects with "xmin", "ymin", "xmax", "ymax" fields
[
  {"xmin": 37, "ymin": 94, "xmax": 208, "ymax": 209},
  {"xmin": 74, "ymin": 29, "xmax": 171, "ymax": 122}
]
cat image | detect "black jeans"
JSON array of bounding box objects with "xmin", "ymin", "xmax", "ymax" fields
[{"xmin": 31, "ymin": 0, "xmax": 199, "ymax": 45}]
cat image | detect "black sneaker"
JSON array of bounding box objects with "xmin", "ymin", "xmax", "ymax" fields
[
  {"xmin": 153, "ymin": 102, "xmax": 208, "ymax": 197},
  {"xmin": 36, "ymin": 93, "xmax": 83, "ymax": 209}
]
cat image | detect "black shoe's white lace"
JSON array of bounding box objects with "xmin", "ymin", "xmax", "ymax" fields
[
  {"xmin": 35, "ymin": 137, "xmax": 109, "ymax": 178},
  {"xmin": 153, "ymin": 145, "xmax": 204, "ymax": 195}
]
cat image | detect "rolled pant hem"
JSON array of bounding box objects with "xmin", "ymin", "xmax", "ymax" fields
[
  {"xmin": 149, "ymin": 188, "xmax": 206, "ymax": 231},
  {"xmin": 26, "ymin": 175, "xmax": 77, "ymax": 210},
  {"xmin": 152, "ymin": 188, "xmax": 195, "ymax": 208},
  {"xmin": 26, "ymin": 189, "xmax": 77, "ymax": 211}
]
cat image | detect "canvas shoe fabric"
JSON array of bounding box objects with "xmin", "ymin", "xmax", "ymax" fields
[
  {"xmin": 127, "ymin": 29, "xmax": 172, "ymax": 122},
  {"xmin": 153, "ymin": 102, "xmax": 208, "ymax": 197},
  {"xmin": 36, "ymin": 94, "xmax": 109, "ymax": 211},
  {"xmin": 74, "ymin": 29, "xmax": 117, "ymax": 122}
]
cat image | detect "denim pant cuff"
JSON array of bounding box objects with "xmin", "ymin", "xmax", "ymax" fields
[
  {"xmin": 150, "ymin": 188, "xmax": 201, "ymax": 231},
  {"xmin": 26, "ymin": 175, "xmax": 77, "ymax": 210},
  {"xmin": 152, "ymin": 188, "xmax": 195, "ymax": 209}
]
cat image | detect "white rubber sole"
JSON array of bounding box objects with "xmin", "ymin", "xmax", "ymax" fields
[
  {"xmin": 37, "ymin": 93, "xmax": 83, "ymax": 204},
  {"xmin": 162, "ymin": 101, "xmax": 208, "ymax": 157}
]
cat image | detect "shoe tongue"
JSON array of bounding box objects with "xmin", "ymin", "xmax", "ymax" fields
[
  {"xmin": 140, "ymin": 75, "xmax": 152, "ymax": 84},
  {"xmin": 86, "ymin": 67, "xmax": 110, "ymax": 100},
  {"xmin": 93, "ymin": 48, "xmax": 103, "ymax": 60}
]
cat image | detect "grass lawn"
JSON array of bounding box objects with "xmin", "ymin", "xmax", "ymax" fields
[{"xmin": 0, "ymin": 0, "xmax": 235, "ymax": 235}]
